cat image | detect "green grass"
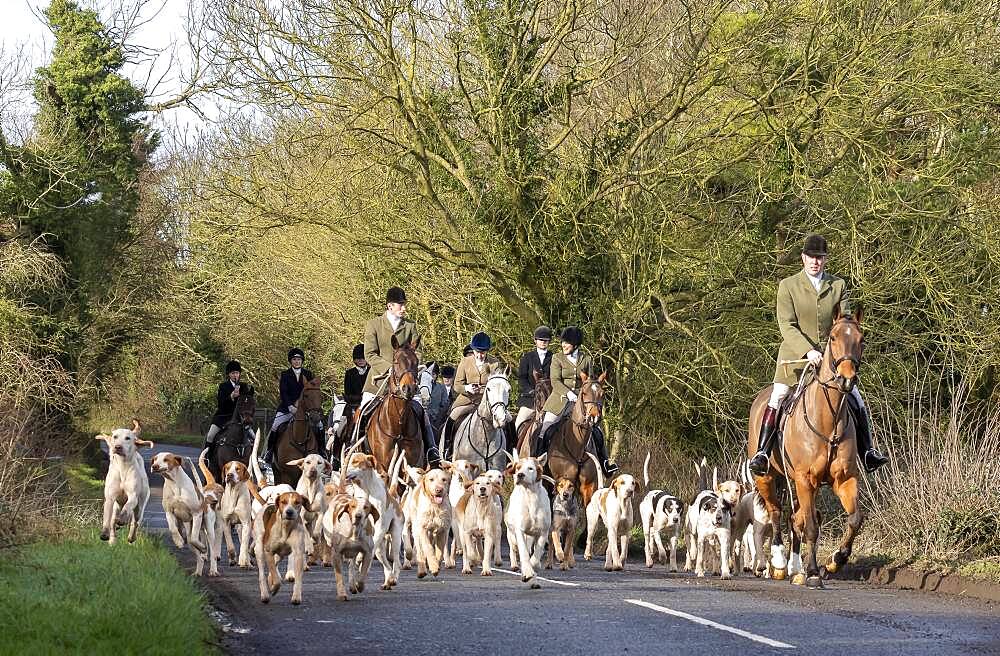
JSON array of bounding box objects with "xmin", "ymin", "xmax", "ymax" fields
[
  {"xmin": 0, "ymin": 531, "xmax": 217, "ymax": 655},
  {"xmin": 64, "ymin": 461, "xmax": 104, "ymax": 500}
]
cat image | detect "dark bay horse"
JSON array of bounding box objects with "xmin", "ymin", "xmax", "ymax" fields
[
  {"xmin": 747, "ymin": 306, "xmax": 865, "ymax": 588},
  {"xmin": 516, "ymin": 372, "xmax": 552, "ymax": 457},
  {"xmin": 547, "ymin": 371, "xmax": 607, "ymax": 511},
  {"xmin": 274, "ymin": 377, "xmax": 325, "ymax": 487},
  {"xmin": 207, "ymin": 388, "xmax": 256, "ymax": 483},
  {"xmin": 364, "ymin": 338, "xmax": 423, "ymax": 473}
]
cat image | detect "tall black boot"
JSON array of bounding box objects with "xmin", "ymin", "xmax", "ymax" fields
[
  {"xmin": 263, "ymin": 427, "xmax": 280, "ymax": 467},
  {"xmin": 416, "ymin": 404, "xmax": 441, "ymax": 468},
  {"xmin": 748, "ymin": 406, "xmax": 779, "ymax": 476},
  {"xmin": 534, "ymin": 423, "xmax": 554, "ymax": 458},
  {"xmin": 849, "ymin": 396, "xmax": 888, "ymax": 473},
  {"xmin": 592, "ymin": 425, "xmax": 619, "ymax": 476}
]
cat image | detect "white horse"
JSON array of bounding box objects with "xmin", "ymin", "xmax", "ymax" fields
[
  {"xmin": 450, "ymin": 370, "xmax": 512, "ymax": 473},
  {"xmin": 417, "ymin": 363, "xmax": 436, "ymax": 409}
]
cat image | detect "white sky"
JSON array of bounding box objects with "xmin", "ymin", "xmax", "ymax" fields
[{"xmin": 0, "ymin": 0, "xmax": 209, "ymax": 138}]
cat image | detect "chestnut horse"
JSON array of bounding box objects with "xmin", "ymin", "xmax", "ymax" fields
[
  {"xmin": 273, "ymin": 378, "xmax": 325, "ymax": 487},
  {"xmin": 546, "ymin": 371, "xmax": 607, "ymax": 511},
  {"xmin": 207, "ymin": 387, "xmax": 256, "ymax": 483},
  {"xmin": 747, "ymin": 306, "xmax": 865, "ymax": 588},
  {"xmin": 516, "ymin": 372, "xmax": 552, "ymax": 457},
  {"xmin": 364, "ymin": 339, "xmax": 423, "ymax": 473}
]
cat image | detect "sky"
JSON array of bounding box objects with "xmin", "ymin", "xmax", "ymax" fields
[{"xmin": 0, "ymin": 0, "xmax": 209, "ymax": 137}]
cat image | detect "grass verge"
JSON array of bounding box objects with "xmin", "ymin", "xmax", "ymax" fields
[{"xmin": 0, "ymin": 531, "xmax": 217, "ymax": 654}]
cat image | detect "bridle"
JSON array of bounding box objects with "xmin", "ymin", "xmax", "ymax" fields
[{"xmin": 802, "ymin": 317, "xmax": 863, "ymax": 450}]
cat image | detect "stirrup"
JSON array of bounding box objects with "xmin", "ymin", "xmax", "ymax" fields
[
  {"xmin": 603, "ymin": 460, "xmax": 620, "ymax": 476},
  {"xmin": 748, "ymin": 451, "xmax": 770, "ymax": 476}
]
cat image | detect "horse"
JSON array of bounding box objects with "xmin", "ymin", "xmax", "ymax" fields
[
  {"xmin": 747, "ymin": 306, "xmax": 865, "ymax": 588},
  {"xmin": 363, "ymin": 337, "xmax": 423, "ymax": 473},
  {"xmin": 273, "ymin": 377, "xmax": 325, "ymax": 487},
  {"xmin": 207, "ymin": 387, "xmax": 257, "ymax": 483},
  {"xmin": 546, "ymin": 371, "xmax": 607, "ymax": 512},
  {"xmin": 516, "ymin": 372, "xmax": 552, "ymax": 457},
  {"xmin": 450, "ymin": 370, "xmax": 512, "ymax": 473}
]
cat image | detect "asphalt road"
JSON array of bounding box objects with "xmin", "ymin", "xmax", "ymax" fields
[{"xmin": 142, "ymin": 443, "xmax": 1000, "ymax": 656}]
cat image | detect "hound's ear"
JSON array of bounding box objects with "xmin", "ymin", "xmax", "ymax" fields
[
  {"xmin": 440, "ymin": 461, "xmax": 453, "ymax": 472},
  {"xmin": 286, "ymin": 458, "xmax": 305, "ymax": 468},
  {"xmin": 324, "ymin": 460, "xmax": 333, "ymax": 475},
  {"xmin": 598, "ymin": 371, "xmax": 607, "ymax": 383},
  {"xmin": 503, "ymin": 464, "xmax": 515, "ymax": 476},
  {"xmin": 300, "ymin": 497, "xmax": 312, "ymax": 513},
  {"xmin": 169, "ymin": 455, "xmax": 183, "ymax": 468},
  {"xmin": 135, "ymin": 439, "xmax": 155, "ymax": 449},
  {"xmin": 94, "ymin": 434, "xmax": 109, "ymax": 442},
  {"xmin": 491, "ymin": 482, "xmax": 503, "ymax": 496},
  {"xmin": 463, "ymin": 480, "xmax": 474, "ymax": 490},
  {"xmin": 536, "ymin": 453, "xmax": 548, "ymax": 468},
  {"xmin": 366, "ymin": 455, "xmax": 377, "ymax": 468},
  {"xmin": 367, "ymin": 504, "xmax": 380, "ymax": 522},
  {"xmin": 469, "ymin": 463, "xmax": 481, "ymax": 476}
]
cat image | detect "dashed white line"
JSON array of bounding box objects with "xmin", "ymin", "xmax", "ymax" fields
[
  {"xmin": 625, "ymin": 599, "xmax": 795, "ymax": 649},
  {"xmin": 493, "ymin": 568, "xmax": 581, "ymax": 587}
]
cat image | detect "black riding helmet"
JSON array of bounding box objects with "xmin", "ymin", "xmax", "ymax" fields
[
  {"xmin": 288, "ymin": 347, "xmax": 305, "ymax": 362},
  {"xmin": 352, "ymin": 343, "xmax": 365, "ymax": 361},
  {"xmin": 386, "ymin": 286, "xmax": 407, "ymax": 304},
  {"xmin": 533, "ymin": 325, "xmax": 553, "ymax": 341},
  {"xmin": 560, "ymin": 326, "xmax": 583, "ymax": 348},
  {"xmin": 441, "ymin": 365, "xmax": 456, "ymax": 379},
  {"xmin": 225, "ymin": 360, "xmax": 242, "ymax": 374}
]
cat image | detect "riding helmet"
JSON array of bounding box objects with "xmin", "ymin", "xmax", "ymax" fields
[
  {"xmin": 386, "ymin": 286, "xmax": 407, "ymax": 304},
  {"xmin": 287, "ymin": 347, "xmax": 306, "ymax": 362},
  {"xmin": 802, "ymin": 233, "xmax": 828, "ymax": 257},
  {"xmin": 470, "ymin": 332, "xmax": 492, "ymax": 352},
  {"xmin": 560, "ymin": 326, "xmax": 583, "ymax": 347},
  {"xmin": 352, "ymin": 343, "xmax": 365, "ymax": 361},
  {"xmin": 533, "ymin": 325, "xmax": 553, "ymax": 341},
  {"xmin": 225, "ymin": 360, "xmax": 242, "ymax": 374},
  {"xmin": 441, "ymin": 365, "xmax": 456, "ymax": 379}
]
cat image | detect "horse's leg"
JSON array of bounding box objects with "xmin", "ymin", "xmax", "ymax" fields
[
  {"xmin": 790, "ymin": 476, "xmax": 820, "ymax": 587},
  {"xmin": 755, "ymin": 475, "xmax": 787, "ymax": 580},
  {"xmin": 825, "ymin": 475, "xmax": 864, "ymax": 577}
]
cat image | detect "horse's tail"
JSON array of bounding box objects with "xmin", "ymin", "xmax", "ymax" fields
[
  {"xmin": 643, "ymin": 451, "xmax": 652, "ymax": 489},
  {"xmin": 198, "ymin": 448, "xmax": 218, "ymax": 487},
  {"xmin": 586, "ymin": 452, "xmax": 606, "ymax": 490}
]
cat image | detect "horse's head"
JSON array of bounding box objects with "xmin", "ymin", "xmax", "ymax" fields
[
  {"xmin": 389, "ymin": 336, "xmax": 419, "ymax": 400},
  {"xmin": 827, "ymin": 306, "xmax": 864, "ymax": 392},
  {"xmin": 480, "ymin": 368, "xmax": 512, "ymax": 429},
  {"xmin": 299, "ymin": 378, "xmax": 325, "ymax": 428},
  {"xmin": 532, "ymin": 372, "xmax": 553, "ymax": 412},
  {"xmin": 238, "ymin": 387, "xmax": 257, "ymax": 426},
  {"xmin": 577, "ymin": 371, "xmax": 607, "ymax": 427},
  {"xmin": 417, "ymin": 362, "xmax": 435, "ymax": 407}
]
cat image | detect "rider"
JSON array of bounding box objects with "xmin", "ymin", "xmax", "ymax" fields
[
  {"xmin": 748, "ymin": 233, "xmax": 889, "ymax": 476},
  {"xmin": 327, "ymin": 344, "xmax": 368, "ymax": 466},
  {"xmin": 204, "ymin": 360, "xmax": 254, "ymax": 461},
  {"xmin": 515, "ymin": 325, "xmax": 552, "ymax": 432},
  {"xmin": 359, "ymin": 286, "xmax": 441, "ymax": 466},
  {"xmin": 440, "ymin": 364, "xmax": 457, "ymax": 404},
  {"xmin": 262, "ymin": 347, "xmax": 317, "ymax": 467},
  {"xmin": 532, "ymin": 326, "xmax": 618, "ymax": 475},
  {"xmin": 423, "ymin": 362, "xmax": 451, "ymax": 439},
  {"xmin": 440, "ymin": 332, "xmax": 501, "ymax": 458}
]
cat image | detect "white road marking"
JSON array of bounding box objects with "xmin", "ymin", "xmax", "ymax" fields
[
  {"xmin": 493, "ymin": 568, "xmax": 581, "ymax": 587},
  {"xmin": 625, "ymin": 599, "xmax": 795, "ymax": 649}
]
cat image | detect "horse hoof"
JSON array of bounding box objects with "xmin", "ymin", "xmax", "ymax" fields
[
  {"xmin": 807, "ymin": 575, "xmax": 824, "ymax": 589},
  {"xmin": 772, "ymin": 567, "xmax": 787, "ymax": 581},
  {"xmin": 791, "ymin": 573, "xmax": 806, "ymax": 586}
]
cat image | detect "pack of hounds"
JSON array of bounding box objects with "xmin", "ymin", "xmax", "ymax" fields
[{"xmin": 97, "ymin": 419, "xmax": 780, "ymax": 606}]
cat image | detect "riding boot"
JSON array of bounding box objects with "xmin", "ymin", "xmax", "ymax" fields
[
  {"xmin": 592, "ymin": 426, "xmax": 619, "ymax": 476},
  {"xmin": 262, "ymin": 428, "xmax": 280, "ymax": 467},
  {"xmin": 534, "ymin": 424, "xmax": 554, "ymax": 458},
  {"xmin": 853, "ymin": 403, "xmax": 889, "ymax": 473},
  {"xmin": 748, "ymin": 406, "xmax": 779, "ymax": 476},
  {"xmin": 422, "ymin": 423, "xmax": 442, "ymax": 469}
]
